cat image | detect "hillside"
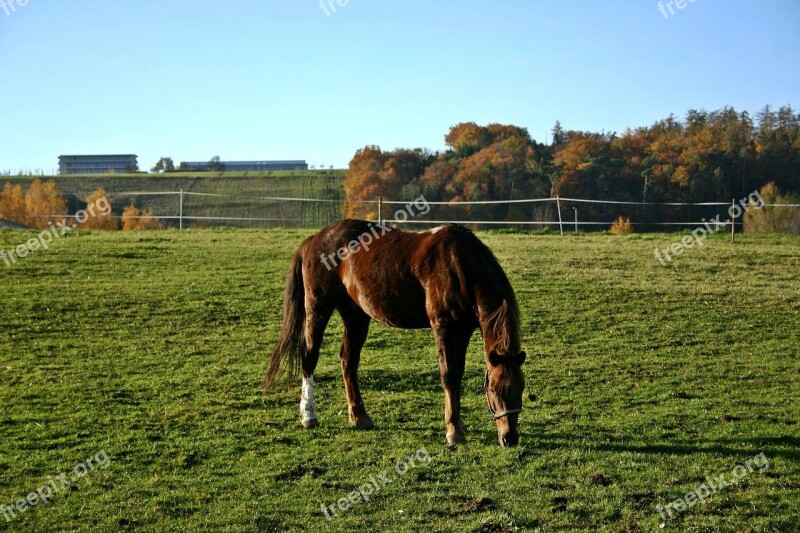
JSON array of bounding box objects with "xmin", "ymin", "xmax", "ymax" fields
[{"xmin": 1, "ymin": 170, "xmax": 346, "ymax": 227}]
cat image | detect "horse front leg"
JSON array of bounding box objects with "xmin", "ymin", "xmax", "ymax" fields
[{"xmin": 433, "ymin": 319, "xmax": 469, "ymax": 445}]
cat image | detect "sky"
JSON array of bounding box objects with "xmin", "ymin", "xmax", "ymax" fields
[{"xmin": 0, "ymin": 0, "xmax": 798, "ymax": 174}]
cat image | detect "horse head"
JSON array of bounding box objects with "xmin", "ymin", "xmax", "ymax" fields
[{"xmin": 485, "ymin": 350, "xmax": 526, "ymax": 447}]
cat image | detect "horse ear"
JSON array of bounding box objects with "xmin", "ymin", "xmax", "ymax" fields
[
  {"xmin": 487, "ymin": 350, "xmax": 502, "ymax": 367},
  {"xmin": 516, "ymin": 351, "xmax": 527, "ymax": 365}
]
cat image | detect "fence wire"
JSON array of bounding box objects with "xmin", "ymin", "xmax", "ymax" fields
[{"xmin": 8, "ymin": 191, "xmax": 800, "ymax": 233}]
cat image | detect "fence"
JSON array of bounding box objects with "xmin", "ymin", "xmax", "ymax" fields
[{"xmin": 16, "ymin": 191, "xmax": 800, "ymax": 233}]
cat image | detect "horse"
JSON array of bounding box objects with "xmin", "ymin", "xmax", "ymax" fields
[{"xmin": 262, "ymin": 219, "xmax": 526, "ymax": 447}]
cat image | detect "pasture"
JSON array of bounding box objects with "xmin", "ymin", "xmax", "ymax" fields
[{"xmin": 0, "ymin": 228, "xmax": 798, "ymax": 532}]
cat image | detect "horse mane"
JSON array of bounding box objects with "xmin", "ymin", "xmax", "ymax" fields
[
  {"xmin": 448, "ymin": 226, "xmax": 521, "ymax": 356},
  {"xmin": 483, "ymin": 297, "xmax": 521, "ymax": 355}
]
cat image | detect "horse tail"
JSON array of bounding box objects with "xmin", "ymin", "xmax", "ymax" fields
[{"xmin": 262, "ymin": 246, "xmax": 306, "ymax": 390}]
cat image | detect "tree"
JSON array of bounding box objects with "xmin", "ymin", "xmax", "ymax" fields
[
  {"xmin": 24, "ymin": 179, "xmax": 67, "ymax": 229},
  {"xmin": 344, "ymin": 146, "xmax": 386, "ymax": 219},
  {"xmin": 342, "ymin": 109, "xmax": 800, "ymax": 226},
  {"xmin": 445, "ymin": 122, "xmax": 490, "ymax": 156},
  {"xmin": 552, "ymin": 121, "xmax": 567, "ymax": 146},
  {"xmin": 419, "ymin": 160, "xmax": 457, "ymax": 201},
  {"xmin": 343, "ymin": 147, "xmax": 431, "ymax": 219},
  {"xmin": 209, "ymin": 156, "xmax": 224, "ymax": 172},
  {"xmin": 80, "ymin": 187, "xmax": 118, "ymax": 230},
  {"xmin": 756, "ymin": 105, "xmax": 800, "ymax": 193},
  {"xmin": 121, "ymin": 205, "xmax": 163, "ymax": 230},
  {"xmin": 744, "ymin": 182, "xmax": 800, "ymax": 234},
  {"xmin": 552, "ymin": 131, "xmax": 617, "ymax": 199},
  {"xmin": 0, "ymin": 182, "xmax": 26, "ymax": 224},
  {"xmin": 151, "ymin": 157, "xmax": 175, "ymax": 173}
]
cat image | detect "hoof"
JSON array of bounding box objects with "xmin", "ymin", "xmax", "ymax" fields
[
  {"xmin": 301, "ymin": 417, "xmax": 319, "ymax": 429},
  {"xmin": 446, "ymin": 432, "xmax": 467, "ymax": 446},
  {"xmin": 354, "ymin": 415, "xmax": 374, "ymax": 430}
]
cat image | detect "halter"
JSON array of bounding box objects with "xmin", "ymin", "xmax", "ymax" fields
[{"xmin": 484, "ymin": 369, "xmax": 523, "ymax": 420}]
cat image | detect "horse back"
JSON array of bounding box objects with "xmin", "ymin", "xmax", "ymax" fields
[{"xmin": 305, "ymin": 220, "xmax": 490, "ymax": 330}]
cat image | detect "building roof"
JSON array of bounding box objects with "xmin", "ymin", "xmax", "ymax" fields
[{"xmin": 182, "ymin": 160, "xmax": 305, "ymax": 165}]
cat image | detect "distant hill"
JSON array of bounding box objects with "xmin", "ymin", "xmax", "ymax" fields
[{"xmin": 0, "ymin": 170, "xmax": 346, "ymax": 228}]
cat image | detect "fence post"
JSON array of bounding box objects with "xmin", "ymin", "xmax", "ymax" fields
[
  {"xmin": 556, "ymin": 196, "xmax": 564, "ymax": 236},
  {"xmin": 731, "ymin": 198, "xmax": 735, "ymax": 243},
  {"xmin": 573, "ymin": 207, "xmax": 578, "ymax": 234},
  {"xmin": 378, "ymin": 196, "xmax": 383, "ymax": 225},
  {"xmin": 179, "ymin": 190, "xmax": 184, "ymax": 230}
]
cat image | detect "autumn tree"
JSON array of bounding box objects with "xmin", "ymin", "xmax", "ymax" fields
[
  {"xmin": 744, "ymin": 182, "xmax": 800, "ymax": 234},
  {"xmin": 344, "ymin": 147, "xmax": 431, "ymax": 219},
  {"xmin": 24, "ymin": 179, "xmax": 67, "ymax": 229},
  {"xmin": 442, "ymin": 124, "xmax": 551, "ymax": 219},
  {"xmin": 419, "ymin": 159, "xmax": 457, "ymax": 201},
  {"xmin": 445, "ymin": 122, "xmax": 491, "ymax": 156},
  {"xmin": 122, "ymin": 205, "xmax": 163, "ymax": 230},
  {"xmin": 0, "ymin": 182, "xmax": 26, "ymax": 224},
  {"xmin": 552, "ymin": 132, "xmax": 619, "ymax": 198},
  {"xmin": 80, "ymin": 187, "xmax": 118, "ymax": 230},
  {"xmin": 342, "ymin": 108, "xmax": 800, "ymax": 226},
  {"xmin": 344, "ymin": 146, "xmax": 387, "ymax": 219},
  {"xmin": 452, "ymin": 137, "xmax": 531, "ymax": 199}
]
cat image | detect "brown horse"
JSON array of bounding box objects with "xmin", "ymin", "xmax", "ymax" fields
[{"xmin": 262, "ymin": 219, "xmax": 526, "ymax": 447}]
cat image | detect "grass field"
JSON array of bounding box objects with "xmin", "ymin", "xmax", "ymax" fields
[{"xmin": 0, "ymin": 228, "xmax": 798, "ymax": 532}]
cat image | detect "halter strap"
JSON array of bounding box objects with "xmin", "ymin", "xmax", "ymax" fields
[
  {"xmin": 484, "ymin": 369, "xmax": 523, "ymax": 420},
  {"xmin": 492, "ymin": 408, "xmax": 523, "ymax": 420}
]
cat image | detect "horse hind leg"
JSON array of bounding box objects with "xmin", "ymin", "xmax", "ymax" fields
[
  {"xmin": 338, "ymin": 304, "xmax": 373, "ymax": 430},
  {"xmin": 300, "ymin": 306, "xmax": 332, "ymax": 429}
]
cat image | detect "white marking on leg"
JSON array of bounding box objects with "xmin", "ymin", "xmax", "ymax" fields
[{"xmin": 301, "ymin": 375, "xmax": 317, "ymax": 424}]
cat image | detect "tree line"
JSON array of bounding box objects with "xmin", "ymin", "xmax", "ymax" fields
[
  {"xmin": 344, "ymin": 105, "xmax": 800, "ymax": 228},
  {"xmin": 0, "ymin": 180, "xmax": 162, "ymax": 230}
]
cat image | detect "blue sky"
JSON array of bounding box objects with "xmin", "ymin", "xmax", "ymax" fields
[{"xmin": 0, "ymin": 0, "xmax": 798, "ymax": 173}]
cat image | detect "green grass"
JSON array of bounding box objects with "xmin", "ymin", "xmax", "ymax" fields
[{"xmin": 0, "ymin": 229, "xmax": 798, "ymax": 532}]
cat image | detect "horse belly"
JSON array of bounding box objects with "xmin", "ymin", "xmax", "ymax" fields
[{"xmin": 345, "ymin": 279, "xmax": 429, "ymax": 329}]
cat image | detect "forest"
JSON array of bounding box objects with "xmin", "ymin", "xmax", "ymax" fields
[{"xmin": 344, "ymin": 105, "xmax": 800, "ymax": 228}]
